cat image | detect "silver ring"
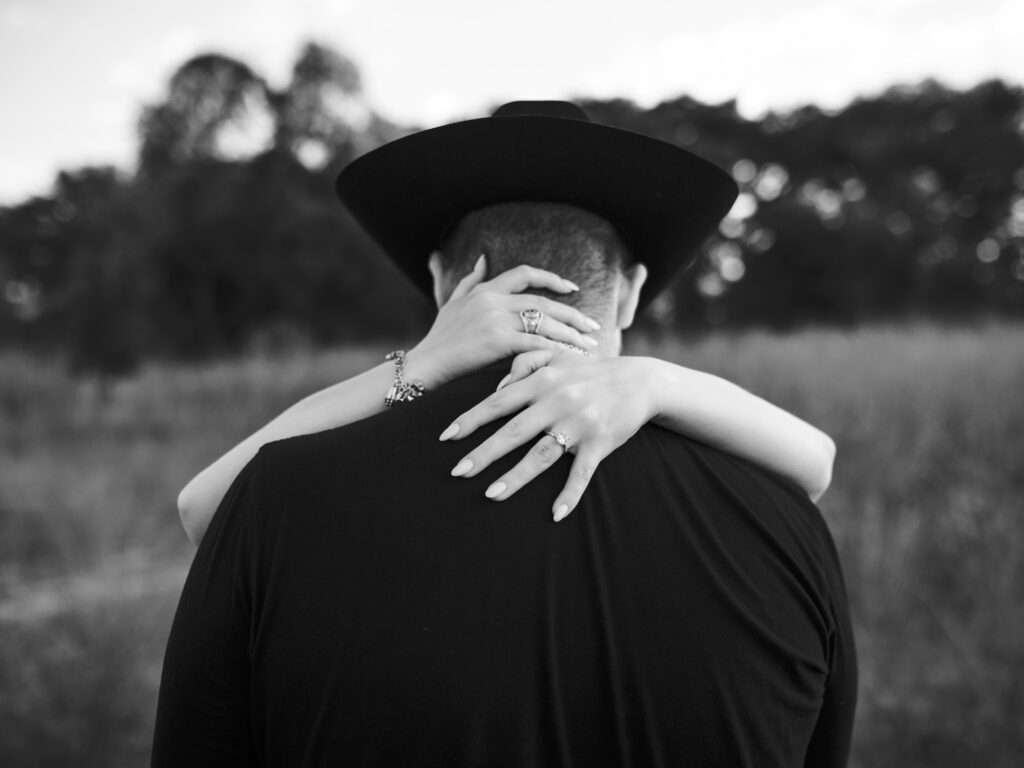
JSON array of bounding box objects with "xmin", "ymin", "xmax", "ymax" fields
[
  {"xmin": 545, "ymin": 430, "xmax": 570, "ymax": 454},
  {"xmin": 520, "ymin": 308, "xmax": 543, "ymax": 334}
]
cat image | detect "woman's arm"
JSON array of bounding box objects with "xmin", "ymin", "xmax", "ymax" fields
[
  {"xmin": 440, "ymin": 351, "xmax": 836, "ymax": 521},
  {"xmin": 178, "ymin": 260, "xmax": 603, "ymax": 544},
  {"xmin": 645, "ymin": 358, "xmax": 835, "ymax": 501}
]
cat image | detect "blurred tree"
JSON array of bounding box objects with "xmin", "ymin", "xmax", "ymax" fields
[
  {"xmin": 642, "ymin": 78, "xmax": 1024, "ymax": 328},
  {"xmin": 55, "ymin": 169, "xmax": 147, "ymax": 381},
  {"xmin": 2, "ymin": 44, "xmax": 1023, "ymax": 368},
  {"xmin": 0, "ymin": 167, "xmax": 146, "ymax": 380},
  {"xmin": 0, "ymin": 196, "xmax": 64, "ymax": 347},
  {"xmin": 138, "ymin": 54, "xmax": 271, "ymax": 171},
  {"xmin": 129, "ymin": 44, "xmax": 429, "ymax": 360},
  {"xmin": 273, "ymin": 42, "xmax": 369, "ymax": 169},
  {"xmin": 135, "ymin": 152, "xmax": 428, "ymax": 358}
]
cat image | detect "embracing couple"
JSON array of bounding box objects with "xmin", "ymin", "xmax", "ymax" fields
[{"xmin": 152, "ymin": 101, "xmax": 856, "ymax": 767}]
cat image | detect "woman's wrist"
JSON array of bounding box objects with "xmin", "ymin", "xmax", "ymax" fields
[
  {"xmin": 638, "ymin": 358, "xmax": 671, "ymax": 423},
  {"xmin": 403, "ymin": 343, "xmax": 448, "ymax": 391},
  {"xmin": 627, "ymin": 356, "xmax": 679, "ymax": 425},
  {"xmin": 640, "ymin": 357, "xmax": 707, "ymax": 427}
]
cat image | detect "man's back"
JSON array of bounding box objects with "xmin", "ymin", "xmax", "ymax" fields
[{"xmin": 153, "ymin": 362, "xmax": 856, "ymax": 767}]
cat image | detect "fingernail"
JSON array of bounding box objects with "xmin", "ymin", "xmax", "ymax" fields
[
  {"xmin": 582, "ymin": 336, "xmax": 599, "ymax": 347},
  {"xmin": 451, "ymin": 458, "xmax": 473, "ymax": 477},
  {"xmin": 563, "ymin": 279, "xmax": 580, "ymax": 291},
  {"xmin": 586, "ymin": 317, "xmax": 601, "ymax": 330},
  {"xmin": 477, "ymin": 253, "xmax": 486, "ymax": 268},
  {"xmin": 485, "ymin": 481, "xmax": 506, "ymax": 499},
  {"xmin": 553, "ymin": 504, "xmax": 569, "ymax": 522},
  {"xmin": 439, "ymin": 423, "xmax": 459, "ymax": 441},
  {"xmin": 495, "ymin": 374, "xmax": 511, "ymax": 391}
]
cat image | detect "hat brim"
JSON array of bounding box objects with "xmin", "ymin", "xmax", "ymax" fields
[{"xmin": 336, "ymin": 114, "xmax": 738, "ymax": 309}]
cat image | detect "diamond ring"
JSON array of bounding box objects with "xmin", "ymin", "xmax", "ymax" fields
[{"xmin": 545, "ymin": 430, "xmax": 570, "ymax": 454}]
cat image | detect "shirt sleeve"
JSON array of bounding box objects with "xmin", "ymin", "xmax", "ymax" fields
[
  {"xmin": 151, "ymin": 453, "xmax": 265, "ymax": 768},
  {"xmin": 802, "ymin": 541, "xmax": 859, "ymax": 768}
]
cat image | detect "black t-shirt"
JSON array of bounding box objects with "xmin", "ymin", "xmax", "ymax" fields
[{"xmin": 152, "ymin": 362, "xmax": 856, "ymax": 767}]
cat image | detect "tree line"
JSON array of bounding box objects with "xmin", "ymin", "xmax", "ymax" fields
[{"xmin": 1, "ymin": 42, "xmax": 1022, "ymax": 375}]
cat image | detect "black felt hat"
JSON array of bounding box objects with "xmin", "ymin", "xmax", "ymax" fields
[{"xmin": 335, "ymin": 100, "xmax": 737, "ymax": 308}]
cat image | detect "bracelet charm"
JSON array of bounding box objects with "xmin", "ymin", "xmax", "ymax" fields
[{"xmin": 384, "ymin": 350, "xmax": 426, "ymax": 406}]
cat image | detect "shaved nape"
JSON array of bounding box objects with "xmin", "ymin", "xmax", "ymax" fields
[{"xmin": 438, "ymin": 202, "xmax": 632, "ymax": 314}]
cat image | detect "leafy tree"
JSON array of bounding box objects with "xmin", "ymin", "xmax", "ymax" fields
[
  {"xmin": 138, "ymin": 54, "xmax": 271, "ymax": 171},
  {"xmin": 274, "ymin": 42, "xmax": 368, "ymax": 169},
  {"xmin": 2, "ymin": 44, "xmax": 1023, "ymax": 371}
]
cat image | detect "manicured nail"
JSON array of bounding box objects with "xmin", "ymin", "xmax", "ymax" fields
[
  {"xmin": 485, "ymin": 481, "xmax": 506, "ymax": 499},
  {"xmin": 553, "ymin": 504, "xmax": 569, "ymax": 522},
  {"xmin": 585, "ymin": 317, "xmax": 601, "ymax": 331},
  {"xmin": 439, "ymin": 423, "xmax": 459, "ymax": 441},
  {"xmin": 563, "ymin": 279, "xmax": 580, "ymax": 291},
  {"xmin": 451, "ymin": 458, "xmax": 473, "ymax": 477},
  {"xmin": 495, "ymin": 374, "xmax": 511, "ymax": 391},
  {"xmin": 582, "ymin": 336, "xmax": 599, "ymax": 347}
]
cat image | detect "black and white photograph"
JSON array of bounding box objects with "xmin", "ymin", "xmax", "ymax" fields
[{"xmin": 0, "ymin": 1, "xmax": 1021, "ymax": 766}]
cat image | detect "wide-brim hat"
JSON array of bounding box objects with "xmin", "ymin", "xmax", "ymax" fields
[{"xmin": 335, "ymin": 100, "xmax": 738, "ymax": 308}]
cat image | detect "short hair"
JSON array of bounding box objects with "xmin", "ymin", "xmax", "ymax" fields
[{"xmin": 438, "ymin": 202, "xmax": 632, "ymax": 311}]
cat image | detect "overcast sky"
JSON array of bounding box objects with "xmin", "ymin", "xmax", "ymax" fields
[{"xmin": 0, "ymin": 0, "xmax": 1018, "ymax": 204}]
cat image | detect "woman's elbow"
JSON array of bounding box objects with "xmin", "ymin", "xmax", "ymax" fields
[
  {"xmin": 177, "ymin": 485, "xmax": 203, "ymax": 545},
  {"xmin": 808, "ymin": 435, "xmax": 836, "ymax": 503}
]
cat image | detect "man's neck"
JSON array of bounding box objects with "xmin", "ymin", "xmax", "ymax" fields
[{"xmin": 588, "ymin": 328, "xmax": 622, "ymax": 358}]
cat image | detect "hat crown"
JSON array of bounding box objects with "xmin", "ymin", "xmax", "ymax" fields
[{"xmin": 490, "ymin": 100, "xmax": 591, "ymax": 122}]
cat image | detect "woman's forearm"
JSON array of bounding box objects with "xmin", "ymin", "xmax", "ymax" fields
[
  {"xmin": 176, "ymin": 260, "xmax": 603, "ymax": 544},
  {"xmin": 645, "ymin": 358, "xmax": 835, "ymax": 501},
  {"xmin": 178, "ymin": 361, "xmax": 400, "ymax": 544}
]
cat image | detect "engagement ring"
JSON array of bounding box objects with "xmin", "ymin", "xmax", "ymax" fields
[{"xmin": 545, "ymin": 430, "xmax": 570, "ymax": 454}]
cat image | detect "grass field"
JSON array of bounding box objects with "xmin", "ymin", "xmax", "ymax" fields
[{"xmin": 1, "ymin": 325, "xmax": 1022, "ymax": 767}]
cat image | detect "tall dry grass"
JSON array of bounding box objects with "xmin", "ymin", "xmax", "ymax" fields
[{"xmin": 1, "ymin": 325, "xmax": 1022, "ymax": 767}]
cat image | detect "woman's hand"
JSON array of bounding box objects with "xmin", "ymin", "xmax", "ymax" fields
[
  {"xmin": 439, "ymin": 345, "xmax": 837, "ymax": 517},
  {"xmin": 439, "ymin": 350, "xmax": 659, "ymax": 521},
  {"xmin": 405, "ymin": 256, "xmax": 602, "ymax": 389}
]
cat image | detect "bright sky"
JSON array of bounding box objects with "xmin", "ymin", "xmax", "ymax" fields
[{"xmin": 0, "ymin": 0, "xmax": 1018, "ymax": 204}]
